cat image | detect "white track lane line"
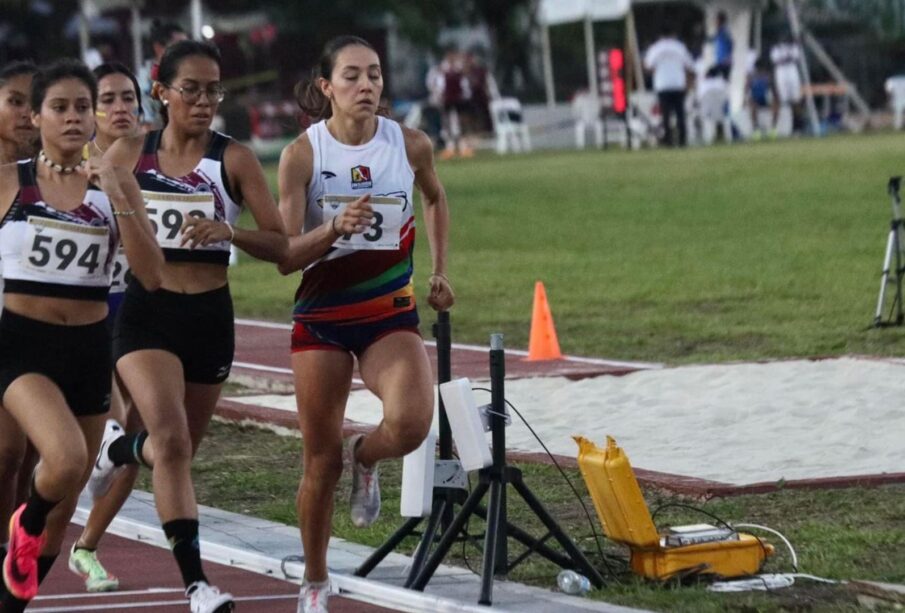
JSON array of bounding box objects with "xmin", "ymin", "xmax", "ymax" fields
[
  {"xmin": 235, "ymin": 318, "xmax": 661, "ymax": 370},
  {"xmin": 29, "ymin": 593, "xmax": 297, "ymax": 611},
  {"xmin": 34, "ymin": 588, "xmax": 183, "ymax": 600}
]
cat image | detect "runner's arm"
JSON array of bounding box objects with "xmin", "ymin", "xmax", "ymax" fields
[
  {"xmin": 405, "ymin": 127, "xmax": 454, "ymax": 311},
  {"xmin": 84, "ymin": 161, "xmax": 163, "ymax": 290},
  {"xmin": 276, "ymin": 135, "xmax": 372, "ymax": 275},
  {"xmin": 222, "ymin": 142, "xmax": 288, "ymax": 263}
]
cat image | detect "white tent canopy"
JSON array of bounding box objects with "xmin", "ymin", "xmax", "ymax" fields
[
  {"xmin": 538, "ymin": 0, "xmax": 763, "ymax": 114},
  {"xmin": 539, "ymin": 0, "xmax": 630, "ymax": 26}
]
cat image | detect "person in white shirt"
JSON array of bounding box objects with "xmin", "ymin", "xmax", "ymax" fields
[
  {"xmin": 644, "ymin": 26, "xmax": 694, "ymax": 147},
  {"xmin": 770, "ymin": 34, "xmax": 802, "ymax": 106}
]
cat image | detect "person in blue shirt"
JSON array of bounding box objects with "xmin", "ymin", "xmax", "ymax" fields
[{"xmin": 713, "ymin": 12, "xmax": 733, "ymax": 79}]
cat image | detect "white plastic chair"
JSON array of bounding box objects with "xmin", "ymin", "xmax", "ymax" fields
[
  {"xmin": 489, "ymin": 97, "xmax": 531, "ymax": 154},
  {"xmin": 571, "ymin": 92, "xmax": 603, "ymax": 149},
  {"xmin": 626, "ymin": 92, "xmax": 659, "ymax": 149},
  {"xmin": 886, "ymin": 77, "xmax": 905, "ymax": 131}
]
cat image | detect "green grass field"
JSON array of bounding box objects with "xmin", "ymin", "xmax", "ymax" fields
[
  {"xmin": 208, "ymin": 134, "xmax": 905, "ymax": 611},
  {"xmin": 231, "ymin": 132, "xmax": 905, "ymax": 364}
]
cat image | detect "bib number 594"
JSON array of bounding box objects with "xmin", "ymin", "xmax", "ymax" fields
[{"xmin": 28, "ymin": 234, "xmax": 102, "ymax": 273}]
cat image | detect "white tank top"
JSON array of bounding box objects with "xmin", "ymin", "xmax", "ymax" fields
[
  {"xmin": 304, "ymin": 117, "xmax": 415, "ymax": 265},
  {"xmin": 134, "ymin": 130, "xmax": 241, "ymax": 266},
  {"xmin": 293, "ymin": 117, "xmax": 417, "ymax": 322},
  {"xmin": 0, "ymin": 160, "xmax": 119, "ymax": 300}
]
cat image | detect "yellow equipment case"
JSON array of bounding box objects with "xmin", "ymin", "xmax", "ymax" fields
[{"xmin": 575, "ymin": 436, "xmax": 774, "ymax": 581}]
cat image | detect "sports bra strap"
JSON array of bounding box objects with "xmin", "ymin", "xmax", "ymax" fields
[{"xmin": 206, "ymin": 131, "xmax": 230, "ymax": 161}]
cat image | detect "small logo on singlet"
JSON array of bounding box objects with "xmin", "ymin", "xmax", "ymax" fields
[
  {"xmin": 350, "ymin": 165, "xmax": 372, "ymax": 189},
  {"xmin": 322, "ymin": 171, "xmax": 337, "ymax": 179},
  {"xmin": 394, "ymin": 296, "xmax": 411, "ymax": 308}
]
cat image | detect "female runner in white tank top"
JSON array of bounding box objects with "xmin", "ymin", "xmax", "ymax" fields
[
  {"xmin": 94, "ymin": 40, "xmax": 287, "ymax": 613},
  {"xmin": 0, "ymin": 59, "xmax": 38, "ymax": 577},
  {"xmin": 277, "ymin": 36, "xmax": 454, "ymax": 613},
  {"xmin": 0, "ymin": 58, "xmax": 161, "ymax": 610}
]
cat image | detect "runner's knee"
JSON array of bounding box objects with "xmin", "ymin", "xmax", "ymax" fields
[
  {"xmin": 384, "ymin": 413, "xmax": 430, "ymax": 456},
  {"xmin": 40, "ymin": 441, "xmax": 88, "ymax": 487},
  {"xmin": 150, "ymin": 428, "xmax": 193, "ymax": 466},
  {"xmin": 303, "ymin": 449, "xmax": 344, "ymax": 486}
]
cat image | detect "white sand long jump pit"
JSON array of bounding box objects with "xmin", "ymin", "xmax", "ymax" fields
[{"xmin": 230, "ymin": 356, "xmax": 905, "ymax": 489}]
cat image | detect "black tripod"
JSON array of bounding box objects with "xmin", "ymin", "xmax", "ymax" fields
[
  {"xmin": 874, "ymin": 177, "xmax": 905, "ymax": 327},
  {"xmin": 354, "ymin": 312, "xmax": 468, "ymax": 584},
  {"xmin": 409, "ymin": 333, "xmax": 605, "ymax": 605}
]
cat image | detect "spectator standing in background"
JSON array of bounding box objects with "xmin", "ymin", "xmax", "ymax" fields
[
  {"xmin": 440, "ymin": 49, "xmax": 473, "ymax": 159},
  {"xmin": 137, "ymin": 20, "xmax": 187, "ymax": 131},
  {"xmin": 770, "ymin": 32, "xmax": 803, "ymax": 133},
  {"xmin": 644, "ymin": 26, "xmax": 694, "ymax": 147},
  {"xmin": 748, "ymin": 58, "xmax": 778, "ymax": 138},
  {"xmin": 423, "ymin": 59, "xmax": 446, "ymax": 149},
  {"xmin": 463, "ymin": 50, "xmax": 498, "ymax": 135},
  {"xmin": 712, "ymin": 11, "xmax": 733, "ymax": 79}
]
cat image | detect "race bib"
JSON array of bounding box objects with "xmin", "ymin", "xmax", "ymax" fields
[
  {"xmin": 321, "ymin": 195, "xmax": 405, "ymax": 251},
  {"xmin": 109, "ymin": 245, "xmax": 129, "ymax": 292},
  {"xmin": 142, "ymin": 191, "xmax": 216, "ymax": 249},
  {"xmin": 21, "ymin": 217, "xmax": 110, "ymax": 284}
]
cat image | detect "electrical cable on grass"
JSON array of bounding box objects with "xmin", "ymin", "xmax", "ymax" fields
[
  {"xmin": 473, "ymin": 388, "xmax": 622, "ymax": 581},
  {"xmin": 281, "ymin": 555, "xmax": 304, "ymax": 580},
  {"xmin": 731, "ymin": 523, "xmax": 798, "ymax": 572},
  {"xmin": 708, "ymin": 573, "xmax": 840, "ymax": 593}
]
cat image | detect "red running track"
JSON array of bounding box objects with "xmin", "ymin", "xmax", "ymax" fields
[
  {"xmin": 232, "ymin": 318, "xmax": 651, "ymax": 390},
  {"xmin": 28, "ymin": 524, "xmax": 399, "ymax": 612}
]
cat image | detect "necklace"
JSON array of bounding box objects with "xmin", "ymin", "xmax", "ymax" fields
[
  {"xmin": 92, "ymin": 140, "xmax": 107, "ymax": 156},
  {"xmin": 38, "ymin": 149, "xmax": 86, "ymax": 174}
]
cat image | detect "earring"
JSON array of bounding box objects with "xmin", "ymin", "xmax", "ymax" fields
[{"xmin": 162, "ymin": 99, "xmax": 169, "ymax": 106}]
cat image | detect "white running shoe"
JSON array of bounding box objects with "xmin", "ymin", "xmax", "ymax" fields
[
  {"xmin": 297, "ymin": 580, "xmax": 330, "ymax": 613},
  {"xmin": 187, "ymin": 581, "xmax": 234, "ymax": 613},
  {"xmin": 87, "ymin": 419, "xmax": 125, "ymax": 499},
  {"xmin": 346, "ymin": 434, "xmax": 381, "ymax": 528}
]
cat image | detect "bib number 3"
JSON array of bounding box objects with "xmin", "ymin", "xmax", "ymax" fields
[{"xmin": 321, "ymin": 195, "xmax": 404, "ymax": 251}]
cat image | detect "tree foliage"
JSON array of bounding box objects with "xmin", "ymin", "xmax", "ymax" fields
[{"xmin": 805, "ymin": 0, "xmax": 905, "ymax": 39}]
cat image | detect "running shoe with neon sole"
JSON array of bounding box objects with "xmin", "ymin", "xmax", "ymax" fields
[
  {"xmin": 68, "ymin": 544, "xmax": 119, "ymax": 592},
  {"xmin": 87, "ymin": 419, "xmax": 125, "ymax": 499},
  {"xmin": 346, "ymin": 434, "xmax": 381, "ymax": 528},
  {"xmin": 2, "ymin": 504, "xmax": 46, "ymax": 601},
  {"xmin": 187, "ymin": 580, "xmax": 234, "ymax": 613},
  {"xmin": 297, "ymin": 580, "xmax": 330, "ymax": 613}
]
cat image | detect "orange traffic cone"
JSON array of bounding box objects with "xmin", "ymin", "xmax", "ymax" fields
[{"xmin": 526, "ymin": 281, "xmax": 562, "ymax": 361}]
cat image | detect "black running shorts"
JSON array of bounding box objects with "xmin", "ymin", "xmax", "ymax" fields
[
  {"xmin": 0, "ymin": 309, "xmax": 112, "ymax": 416},
  {"xmin": 113, "ymin": 282, "xmax": 235, "ymax": 384}
]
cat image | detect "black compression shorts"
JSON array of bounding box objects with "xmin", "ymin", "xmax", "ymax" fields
[
  {"xmin": 0, "ymin": 309, "xmax": 112, "ymax": 416},
  {"xmin": 113, "ymin": 282, "xmax": 235, "ymax": 384}
]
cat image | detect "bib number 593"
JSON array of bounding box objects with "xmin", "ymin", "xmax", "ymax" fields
[{"xmin": 145, "ymin": 207, "xmax": 208, "ymax": 240}]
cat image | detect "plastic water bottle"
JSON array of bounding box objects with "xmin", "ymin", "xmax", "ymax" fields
[{"xmin": 557, "ymin": 570, "xmax": 591, "ymax": 596}]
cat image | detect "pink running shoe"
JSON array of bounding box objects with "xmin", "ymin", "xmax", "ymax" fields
[{"xmin": 3, "ymin": 504, "xmax": 46, "ymax": 600}]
